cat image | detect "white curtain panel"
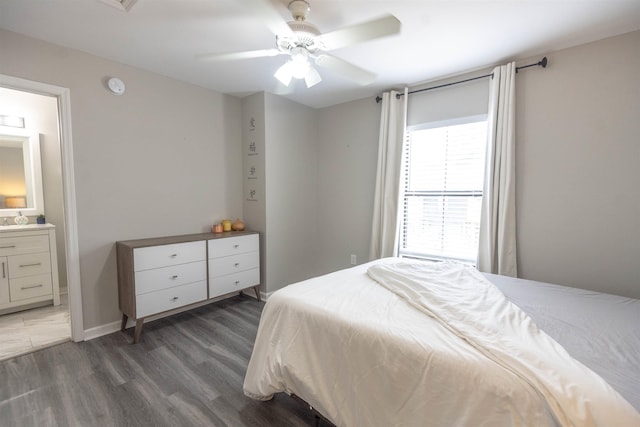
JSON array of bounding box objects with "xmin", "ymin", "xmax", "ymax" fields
[
  {"xmin": 478, "ymin": 62, "xmax": 518, "ymax": 276},
  {"xmin": 369, "ymin": 88, "xmax": 408, "ymax": 260}
]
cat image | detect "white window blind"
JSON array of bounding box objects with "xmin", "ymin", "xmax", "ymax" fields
[{"xmin": 400, "ymin": 118, "xmax": 488, "ymax": 263}]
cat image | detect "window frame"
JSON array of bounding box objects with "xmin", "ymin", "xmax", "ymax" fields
[{"xmin": 399, "ymin": 114, "xmax": 488, "ymax": 265}]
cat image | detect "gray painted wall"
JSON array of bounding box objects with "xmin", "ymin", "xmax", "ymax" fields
[
  {"xmin": 515, "ymin": 30, "xmax": 640, "ymax": 298},
  {"xmin": 1, "ymin": 29, "xmax": 243, "ymax": 330},
  {"xmin": 241, "ymin": 92, "xmax": 319, "ymax": 295},
  {"xmin": 316, "ymin": 30, "xmax": 640, "ymax": 299}
]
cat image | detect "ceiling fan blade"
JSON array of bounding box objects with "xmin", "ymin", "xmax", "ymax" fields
[
  {"xmin": 314, "ymin": 54, "xmax": 376, "ymax": 86},
  {"xmin": 316, "ymin": 14, "xmax": 401, "ymax": 51},
  {"xmin": 236, "ymin": 0, "xmax": 293, "ymax": 36},
  {"xmin": 196, "ymin": 49, "xmax": 283, "ymax": 62}
]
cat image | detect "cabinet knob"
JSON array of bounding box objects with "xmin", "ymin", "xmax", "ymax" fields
[
  {"xmin": 170, "ymin": 253, "xmax": 178, "ymax": 258},
  {"xmin": 171, "ymin": 275, "xmax": 179, "ymax": 279},
  {"xmin": 171, "ymin": 296, "xmax": 179, "ymax": 301},
  {"xmin": 234, "ymin": 244, "xmax": 239, "ymax": 248},
  {"xmin": 235, "ymin": 280, "xmax": 240, "ymax": 285},
  {"xmin": 234, "ymin": 263, "xmax": 239, "ymax": 267}
]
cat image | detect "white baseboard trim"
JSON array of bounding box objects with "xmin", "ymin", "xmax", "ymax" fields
[
  {"xmin": 83, "ymin": 320, "xmax": 121, "ymax": 341},
  {"xmin": 83, "ymin": 291, "xmax": 266, "ymax": 341}
]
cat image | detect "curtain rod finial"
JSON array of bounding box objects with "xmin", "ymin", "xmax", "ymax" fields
[
  {"xmin": 540, "ymin": 56, "xmax": 548, "ymax": 68},
  {"xmin": 376, "ymin": 95, "xmax": 382, "ymax": 103}
]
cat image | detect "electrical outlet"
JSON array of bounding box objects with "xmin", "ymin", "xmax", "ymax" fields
[{"xmin": 350, "ymin": 254, "xmax": 357, "ymax": 265}]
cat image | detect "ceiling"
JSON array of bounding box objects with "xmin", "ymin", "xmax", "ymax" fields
[{"xmin": 1, "ymin": 0, "xmax": 639, "ymax": 109}]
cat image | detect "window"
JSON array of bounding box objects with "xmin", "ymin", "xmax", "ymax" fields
[{"xmin": 399, "ymin": 117, "xmax": 488, "ymax": 263}]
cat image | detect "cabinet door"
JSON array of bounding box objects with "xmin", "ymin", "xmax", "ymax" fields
[{"xmin": 0, "ymin": 257, "xmax": 8, "ymax": 305}]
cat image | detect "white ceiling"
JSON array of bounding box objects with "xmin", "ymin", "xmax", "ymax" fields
[{"xmin": 1, "ymin": 0, "xmax": 639, "ymax": 109}]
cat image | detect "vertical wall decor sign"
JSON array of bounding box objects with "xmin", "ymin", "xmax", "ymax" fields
[{"xmin": 246, "ymin": 115, "xmax": 260, "ymax": 202}]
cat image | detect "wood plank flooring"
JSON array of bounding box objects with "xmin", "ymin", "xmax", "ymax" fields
[{"xmin": 0, "ymin": 294, "xmax": 333, "ymax": 427}]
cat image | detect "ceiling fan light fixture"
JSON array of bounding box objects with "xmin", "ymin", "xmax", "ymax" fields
[
  {"xmin": 304, "ymin": 67, "xmax": 322, "ymax": 88},
  {"xmin": 289, "ymin": 47, "xmax": 310, "ymax": 79},
  {"xmin": 274, "ymin": 62, "xmax": 294, "ymax": 86}
]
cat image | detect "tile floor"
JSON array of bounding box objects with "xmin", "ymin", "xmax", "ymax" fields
[{"xmin": 0, "ymin": 293, "xmax": 70, "ymax": 361}]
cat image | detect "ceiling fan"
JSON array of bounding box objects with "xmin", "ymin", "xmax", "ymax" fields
[{"xmin": 197, "ymin": 0, "xmax": 401, "ymax": 88}]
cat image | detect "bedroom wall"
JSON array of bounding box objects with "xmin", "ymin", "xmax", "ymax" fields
[
  {"xmin": 241, "ymin": 92, "xmax": 320, "ymax": 295},
  {"xmin": 315, "ymin": 97, "xmax": 380, "ymax": 273},
  {"xmin": 316, "ymin": 30, "xmax": 640, "ymax": 299},
  {"xmin": 515, "ymin": 30, "xmax": 640, "ymax": 298},
  {"xmin": 0, "ymin": 29, "xmax": 243, "ymax": 330},
  {"xmin": 264, "ymin": 93, "xmax": 320, "ymax": 291}
]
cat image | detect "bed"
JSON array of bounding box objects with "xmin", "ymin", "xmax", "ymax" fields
[{"xmin": 243, "ymin": 258, "xmax": 640, "ymax": 426}]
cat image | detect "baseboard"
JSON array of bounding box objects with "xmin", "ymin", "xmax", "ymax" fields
[
  {"xmin": 83, "ymin": 291, "xmax": 265, "ymax": 341},
  {"xmin": 83, "ymin": 320, "xmax": 121, "ymax": 341}
]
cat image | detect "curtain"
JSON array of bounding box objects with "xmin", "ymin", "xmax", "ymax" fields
[
  {"xmin": 369, "ymin": 88, "xmax": 408, "ymax": 260},
  {"xmin": 477, "ymin": 62, "xmax": 517, "ymax": 276}
]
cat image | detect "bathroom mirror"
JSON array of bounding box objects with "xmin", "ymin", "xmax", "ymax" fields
[{"xmin": 0, "ymin": 125, "xmax": 44, "ymax": 217}]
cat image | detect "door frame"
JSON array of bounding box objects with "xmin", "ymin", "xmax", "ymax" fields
[{"xmin": 0, "ymin": 73, "xmax": 84, "ymax": 341}]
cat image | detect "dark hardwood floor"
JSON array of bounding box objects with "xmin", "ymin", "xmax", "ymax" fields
[{"xmin": 0, "ymin": 295, "xmax": 333, "ymax": 427}]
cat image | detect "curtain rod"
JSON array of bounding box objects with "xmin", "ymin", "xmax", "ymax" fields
[{"xmin": 375, "ymin": 56, "xmax": 547, "ymax": 103}]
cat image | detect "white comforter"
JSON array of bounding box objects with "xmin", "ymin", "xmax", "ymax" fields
[{"xmin": 243, "ymin": 259, "xmax": 640, "ymax": 426}]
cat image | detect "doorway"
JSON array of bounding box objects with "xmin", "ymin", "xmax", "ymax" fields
[{"xmin": 0, "ymin": 74, "xmax": 84, "ymax": 355}]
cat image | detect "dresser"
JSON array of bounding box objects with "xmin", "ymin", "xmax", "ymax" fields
[
  {"xmin": 116, "ymin": 230, "xmax": 260, "ymax": 343},
  {"xmin": 0, "ymin": 224, "xmax": 61, "ymax": 314}
]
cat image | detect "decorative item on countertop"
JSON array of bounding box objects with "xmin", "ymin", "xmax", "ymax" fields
[
  {"xmin": 14, "ymin": 211, "xmax": 29, "ymax": 225},
  {"xmin": 212, "ymin": 223, "xmax": 223, "ymax": 233},
  {"xmin": 231, "ymin": 218, "xmax": 245, "ymax": 231},
  {"xmin": 37, "ymin": 214, "xmax": 46, "ymax": 224},
  {"xmin": 221, "ymin": 219, "xmax": 232, "ymax": 232}
]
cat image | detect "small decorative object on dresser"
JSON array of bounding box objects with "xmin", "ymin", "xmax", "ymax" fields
[
  {"xmin": 116, "ymin": 230, "xmax": 261, "ymax": 343},
  {"xmin": 14, "ymin": 212, "xmax": 29, "ymax": 225},
  {"xmin": 231, "ymin": 218, "xmax": 245, "ymax": 231},
  {"xmin": 36, "ymin": 214, "xmax": 46, "ymax": 224}
]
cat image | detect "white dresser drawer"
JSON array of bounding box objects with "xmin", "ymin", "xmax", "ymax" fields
[
  {"xmin": 209, "ymin": 251, "xmax": 259, "ymax": 278},
  {"xmin": 136, "ymin": 280, "xmax": 207, "ymax": 318},
  {"xmin": 135, "ymin": 260, "xmax": 206, "ymax": 295},
  {"xmin": 134, "ymin": 240, "xmax": 205, "ymax": 271},
  {"xmin": 208, "ymin": 234, "xmax": 258, "ymax": 258},
  {"xmin": 0, "ymin": 235, "xmax": 49, "ymax": 257},
  {"xmin": 209, "ymin": 268, "xmax": 259, "ymax": 298},
  {"xmin": 8, "ymin": 252, "xmax": 52, "ymax": 279},
  {"xmin": 9, "ymin": 274, "xmax": 53, "ymax": 301}
]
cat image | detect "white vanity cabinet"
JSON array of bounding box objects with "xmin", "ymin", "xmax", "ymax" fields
[
  {"xmin": 117, "ymin": 231, "xmax": 260, "ymax": 343},
  {"xmin": 0, "ymin": 224, "xmax": 60, "ymax": 314}
]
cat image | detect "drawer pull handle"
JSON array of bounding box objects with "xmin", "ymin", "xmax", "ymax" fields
[
  {"xmin": 171, "ymin": 275, "xmax": 179, "ymax": 279},
  {"xmin": 171, "ymin": 296, "xmax": 179, "ymax": 301},
  {"xmin": 0, "ymin": 245, "xmax": 16, "ymax": 249},
  {"xmin": 234, "ymin": 244, "xmax": 239, "ymax": 248},
  {"xmin": 19, "ymin": 262, "xmax": 42, "ymax": 268},
  {"xmin": 21, "ymin": 284, "xmax": 44, "ymax": 290},
  {"xmin": 2, "ymin": 262, "xmax": 5, "ymax": 279},
  {"xmin": 235, "ymin": 280, "xmax": 240, "ymax": 285},
  {"xmin": 170, "ymin": 253, "xmax": 178, "ymax": 258},
  {"xmin": 234, "ymin": 263, "xmax": 240, "ymax": 267}
]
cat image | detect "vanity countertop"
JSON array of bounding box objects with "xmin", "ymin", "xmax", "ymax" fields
[{"xmin": 0, "ymin": 223, "xmax": 55, "ymax": 233}]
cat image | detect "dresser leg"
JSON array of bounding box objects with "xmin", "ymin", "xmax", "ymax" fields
[
  {"xmin": 133, "ymin": 319, "xmax": 144, "ymax": 344},
  {"xmin": 253, "ymin": 285, "xmax": 262, "ymax": 302},
  {"xmin": 120, "ymin": 313, "xmax": 128, "ymax": 331}
]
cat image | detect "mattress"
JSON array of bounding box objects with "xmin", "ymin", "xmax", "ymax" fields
[{"xmin": 243, "ymin": 258, "xmax": 640, "ymax": 426}]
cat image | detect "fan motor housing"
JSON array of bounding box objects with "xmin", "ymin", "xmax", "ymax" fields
[{"xmin": 277, "ymin": 20, "xmax": 321, "ymax": 52}]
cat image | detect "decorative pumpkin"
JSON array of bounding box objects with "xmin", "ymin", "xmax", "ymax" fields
[{"xmin": 231, "ymin": 218, "xmax": 245, "ymax": 231}]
